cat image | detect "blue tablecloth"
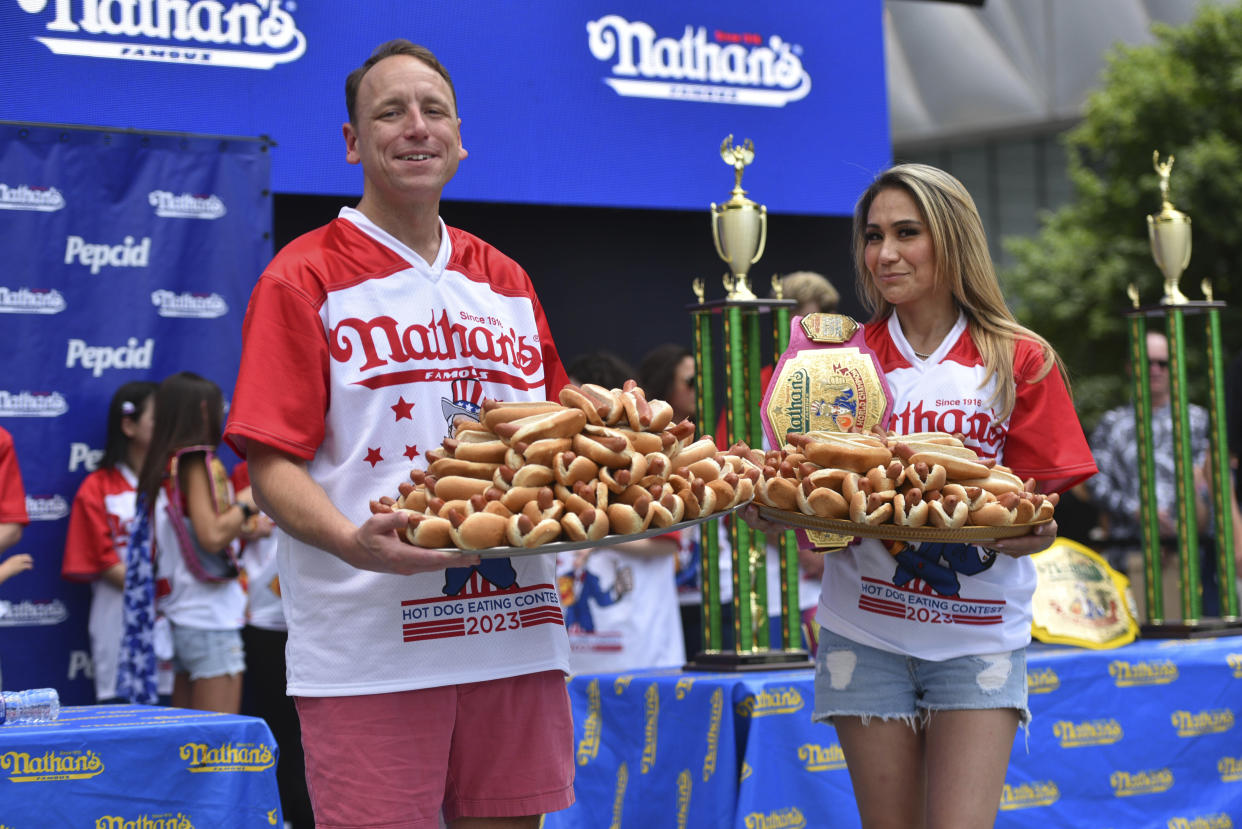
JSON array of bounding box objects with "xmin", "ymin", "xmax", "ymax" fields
[
  {"xmin": 548, "ymin": 635, "xmax": 1242, "ymax": 828},
  {"xmin": 0, "ymin": 705, "xmax": 282, "ymax": 827}
]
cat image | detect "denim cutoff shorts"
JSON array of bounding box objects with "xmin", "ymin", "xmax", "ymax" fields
[
  {"xmin": 812, "ymin": 626, "xmax": 1030, "ymax": 729},
  {"xmin": 170, "ymin": 624, "xmax": 245, "ymax": 680}
]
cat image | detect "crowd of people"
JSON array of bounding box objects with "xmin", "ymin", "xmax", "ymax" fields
[{"xmin": 0, "ymin": 36, "xmax": 1237, "ymax": 829}]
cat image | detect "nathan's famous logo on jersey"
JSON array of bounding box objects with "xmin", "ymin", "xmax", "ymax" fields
[
  {"xmin": 0, "ymin": 598, "xmax": 69, "ymax": 627},
  {"xmin": 1171, "ymin": 709, "xmax": 1235, "ymax": 738},
  {"xmin": 15, "ymin": 0, "xmax": 305, "ymax": 69},
  {"xmin": 0, "ymin": 182, "xmax": 64, "ymax": 212},
  {"xmin": 676, "ymin": 769, "xmax": 692, "ymax": 828},
  {"xmin": 1219, "ymin": 755, "xmax": 1242, "ymax": 782},
  {"xmin": 26, "ymin": 494, "xmax": 70, "ymax": 521},
  {"xmin": 798, "ymin": 742, "xmax": 846, "ymax": 772},
  {"xmin": 890, "ymin": 399, "xmax": 1003, "ymax": 456},
  {"xmin": 0, "ymin": 286, "xmax": 66, "ymax": 314},
  {"xmin": 1168, "ymin": 815, "xmax": 1233, "ymax": 829},
  {"xmin": 151, "ymin": 290, "xmax": 228, "ymax": 319},
  {"xmin": 179, "ymin": 741, "xmax": 274, "ymax": 772},
  {"xmin": 703, "ymin": 687, "xmax": 722, "ymax": 781},
  {"xmin": 66, "ymin": 337, "xmax": 154, "ymax": 377},
  {"xmin": 1110, "ymin": 658, "xmax": 1178, "ymax": 687},
  {"xmin": 330, "ymin": 309, "xmax": 544, "ymax": 391},
  {"xmin": 999, "ymin": 781, "xmax": 1060, "ymax": 810},
  {"xmin": 1110, "ymin": 767, "xmax": 1174, "ymax": 797},
  {"xmin": 149, "ymin": 190, "xmax": 226, "ymax": 219},
  {"xmin": 586, "ymin": 15, "xmax": 810, "ymax": 107},
  {"xmin": 64, "ymin": 235, "xmax": 150, "ymax": 274},
  {"xmin": 0, "ymin": 748, "xmax": 103, "ymax": 782},
  {"xmin": 95, "ymin": 814, "xmax": 196, "ymax": 829},
  {"xmin": 1053, "ymin": 718, "xmax": 1123, "ymax": 748},
  {"xmin": 735, "ymin": 685, "xmax": 804, "ymax": 718},
  {"xmin": 640, "ymin": 683, "xmax": 659, "ymax": 773},
  {"xmin": 1027, "ymin": 667, "xmax": 1060, "ymax": 694},
  {"xmin": 742, "ymin": 807, "xmax": 807, "ymax": 829},
  {"xmin": 0, "ymin": 390, "xmax": 69, "ymax": 417},
  {"xmin": 576, "ymin": 679, "xmax": 602, "ymax": 766}
]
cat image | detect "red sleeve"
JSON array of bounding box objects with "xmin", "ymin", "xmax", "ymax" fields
[
  {"xmin": 61, "ymin": 473, "xmax": 119, "ymax": 581},
  {"xmin": 532, "ymin": 290, "xmax": 569, "ymax": 403},
  {"xmin": 0, "ymin": 428, "xmax": 28, "ymax": 525},
  {"xmin": 1002, "ymin": 341, "xmax": 1098, "ymax": 493},
  {"xmin": 225, "ymin": 273, "xmax": 329, "ymax": 460}
]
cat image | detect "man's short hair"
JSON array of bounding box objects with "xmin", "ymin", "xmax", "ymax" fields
[{"xmin": 345, "ymin": 39, "xmax": 458, "ymax": 125}]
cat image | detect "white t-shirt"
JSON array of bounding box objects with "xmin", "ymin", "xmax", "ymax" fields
[
  {"xmin": 243, "ymin": 531, "xmax": 285, "ymax": 632},
  {"xmin": 154, "ymin": 487, "xmax": 247, "ymax": 631},
  {"xmin": 225, "ymin": 209, "xmax": 571, "ymax": 696},
  {"xmin": 816, "ymin": 313, "xmax": 1096, "ymax": 660}
]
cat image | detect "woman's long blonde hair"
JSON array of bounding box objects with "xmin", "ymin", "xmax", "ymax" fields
[{"xmin": 852, "ymin": 163, "xmax": 1064, "ymax": 420}]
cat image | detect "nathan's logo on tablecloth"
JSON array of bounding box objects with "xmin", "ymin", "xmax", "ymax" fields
[
  {"xmin": 613, "ymin": 675, "xmax": 632, "ymax": 694},
  {"xmin": 1221, "ymin": 755, "xmax": 1242, "ymax": 782},
  {"xmin": 1110, "ymin": 658, "xmax": 1178, "ymax": 687},
  {"xmin": 148, "ymin": 190, "xmax": 226, "ymax": 219},
  {"xmin": 611, "ymin": 761, "xmax": 628, "ymax": 829},
  {"xmin": 1027, "ymin": 667, "xmax": 1060, "ymax": 694},
  {"xmin": 95, "ymin": 814, "xmax": 195, "ymax": 829},
  {"xmin": 675, "ymin": 675, "xmax": 696, "ymax": 699},
  {"xmin": 798, "ymin": 742, "xmax": 846, "ymax": 771},
  {"xmin": 64, "ymin": 235, "xmax": 151, "ymax": 274},
  {"xmin": 1228, "ymin": 653, "xmax": 1242, "ymax": 678},
  {"xmin": 1168, "ymin": 812, "xmax": 1234, "ymax": 829},
  {"xmin": 0, "ymin": 286, "xmax": 66, "ymax": 314},
  {"xmin": 179, "ymin": 741, "xmax": 274, "ymax": 772},
  {"xmin": 640, "ymin": 684, "xmax": 659, "ymax": 773},
  {"xmin": 742, "ymin": 807, "xmax": 807, "ymax": 829},
  {"xmin": 0, "ymin": 390, "xmax": 69, "ymax": 417},
  {"xmin": 576, "ymin": 679, "xmax": 601, "ymax": 766},
  {"xmin": 1110, "ymin": 767, "xmax": 1174, "ymax": 797},
  {"xmin": 151, "ymin": 290, "xmax": 228, "ymax": 319},
  {"xmin": 66, "ymin": 338, "xmax": 154, "ymax": 377},
  {"xmin": 0, "ymin": 748, "xmax": 104, "ymax": 782},
  {"xmin": 14, "ymin": 0, "xmax": 305, "ymax": 69},
  {"xmin": 676, "ymin": 769, "xmax": 692, "ymax": 828},
  {"xmin": 26, "ymin": 494, "xmax": 70, "ymax": 521},
  {"xmin": 1171, "ymin": 709, "xmax": 1235, "ymax": 738},
  {"xmin": 1053, "ymin": 718, "xmax": 1123, "ymax": 748},
  {"xmin": 999, "ymin": 781, "xmax": 1060, "ymax": 810},
  {"xmin": 735, "ymin": 685, "xmax": 804, "ymax": 718},
  {"xmin": 0, "ymin": 182, "xmax": 64, "ymax": 212},
  {"xmin": 0, "ymin": 598, "xmax": 69, "ymax": 626},
  {"xmin": 703, "ymin": 687, "xmax": 721, "ymax": 782},
  {"xmin": 586, "ymin": 15, "xmax": 810, "ymax": 108}
]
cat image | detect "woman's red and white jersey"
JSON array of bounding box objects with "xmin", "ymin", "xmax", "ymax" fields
[
  {"xmin": 816, "ymin": 313, "xmax": 1096, "ymax": 661},
  {"xmin": 225, "ymin": 208, "xmax": 570, "ymax": 696}
]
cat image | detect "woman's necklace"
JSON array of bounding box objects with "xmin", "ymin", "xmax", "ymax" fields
[{"xmin": 912, "ymin": 348, "xmax": 932, "ymax": 360}]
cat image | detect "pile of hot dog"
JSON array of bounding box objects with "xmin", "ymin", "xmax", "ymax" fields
[
  {"xmin": 754, "ymin": 430, "xmax": 1058, "ymax": 530},
  {"xmin": 370, "ymin": 381, "xmax": 761, "ymax": 551}
]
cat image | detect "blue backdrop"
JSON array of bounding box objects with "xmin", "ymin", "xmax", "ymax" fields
[
  {"xmin": 0, "ymin": 1, "xmax": 889, "ymax": 214},
  {"xmin": 0, "ymin": 121, "xmax": 272, "ymax": 703}
]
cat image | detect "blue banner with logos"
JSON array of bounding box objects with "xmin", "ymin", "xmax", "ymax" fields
[
  {"xmin": 0, "ymin": 1, "xmax": 888, "ymax": 214},
  {"xmin": 553, "ymin": 637, "xmax": 1242, "ymax": 828},
  {"xmin": 0, "ymin": 121, "xmax": 271, "ymax": 703}
]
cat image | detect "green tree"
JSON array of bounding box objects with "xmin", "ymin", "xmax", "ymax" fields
[{"xmin": 1001, "ymin": 1, "xmax": 1242, "ymax": 430}]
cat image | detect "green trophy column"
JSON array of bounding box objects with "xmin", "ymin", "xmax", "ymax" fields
[
  {"xmin": 744, "ymin": 308, "xmax": 768, "ymax": 650},
  {"xmin": 1204, "ymin": 305, "xmax": 1239, "ymax": 619},
  {"xmin": 1128, "ymin": 310, "xmax": 1163, "ymax": 621},
  {"xmin": 771, "ymin": 305, "xmax": 800, "ymax": 649},
  {"xmin": 693, "ymin": 306, "xmax": 722, "ymax": 652},
  {"xmin": 1165, "ymin": 309, "xmax": 1201, "ymax": 621},
  {"xmin": 723, "ymin": 304, "xmax": 753, "ymax": 651}
]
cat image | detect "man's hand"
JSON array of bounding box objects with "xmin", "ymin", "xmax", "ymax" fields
[{"xmin": 351, "ymin": 509, "xmax": 479, "ymax": 575}]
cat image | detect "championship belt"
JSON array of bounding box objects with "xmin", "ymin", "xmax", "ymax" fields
[{"xmin": 760, "ymin": 313, "xmax": 893, "ymax": 549}]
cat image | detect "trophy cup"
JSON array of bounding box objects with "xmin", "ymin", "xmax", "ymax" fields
[
  {"xmin": 1148, "ymin": 152, "xmax": 1192, "ymax": 306},
  {"xmin": 710, "ymin": 135, "xmax": 767, "ymax": 302}
]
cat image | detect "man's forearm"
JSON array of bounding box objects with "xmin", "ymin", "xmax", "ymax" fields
[{"xmin": 247, "ymin": 442, "xmax": 358, "ymax": 562}]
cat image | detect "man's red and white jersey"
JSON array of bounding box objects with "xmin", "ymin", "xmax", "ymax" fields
[
  {"xmin": 816, "ymin": 313, "xmax": 1096, "ymax": 661},
  {"xmin": 226, "ymin": 208, "xmax": 570, "ymax": 696}
]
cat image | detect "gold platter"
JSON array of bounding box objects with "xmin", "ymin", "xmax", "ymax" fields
[{"xmin": 757, "ymin": 506, "xmax": 1051, "ymax": 543}]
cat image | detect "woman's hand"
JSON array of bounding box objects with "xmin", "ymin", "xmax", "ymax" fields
[{"xmin": 980, "ymin": 519, "xmax": 1058, "ymax": 559}]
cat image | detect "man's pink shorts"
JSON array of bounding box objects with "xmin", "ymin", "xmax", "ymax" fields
[{"xmin": 296, "ymin": 670, "xmax": 574, "ymax": 828}]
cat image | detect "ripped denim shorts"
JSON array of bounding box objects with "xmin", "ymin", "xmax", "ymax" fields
[{"xmin": 811, "ymin": 626, "xmax": 1031, "ymax": 729}]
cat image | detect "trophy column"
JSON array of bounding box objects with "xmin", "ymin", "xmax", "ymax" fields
[{"xmin": 684, "ymin": 136, "xmax": 809, "ymax": 670}]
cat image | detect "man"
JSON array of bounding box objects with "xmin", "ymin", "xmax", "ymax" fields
[
  {"xmin": 224, "ymin": 41, "xmax": 573, "ymax": 828},
  {"xmin": 1088, "ymin": 331, "xmax": 1217, "ymax": 617}
]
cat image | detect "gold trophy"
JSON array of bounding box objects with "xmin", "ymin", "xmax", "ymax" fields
[
  {"xmin": 710, "ymin": 135, "xmax": 767, "ymax": 301},
  {"xmin": 1148, "ymin": 152, "xmax": 1192, "ymax": 305}
]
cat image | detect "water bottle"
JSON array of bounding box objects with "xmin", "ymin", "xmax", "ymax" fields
[{"xmin": 0, "ymin": 688, "xmax": 60, "ymax": 725}]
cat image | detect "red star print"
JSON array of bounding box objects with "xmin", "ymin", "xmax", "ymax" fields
[
  {"xmin": 391, "ymin": 397, "xmax": 415, "ymax": 421},
  {"xmin": 364, "ymin": 447, "xmax": 383, "ymax": 467},
  {"xmin": 403, "ymin": 444, "xmax": 419, "ymax": 461}
]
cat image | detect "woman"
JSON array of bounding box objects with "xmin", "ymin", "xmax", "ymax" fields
[
  {"xmin": 62, "ymin": 381, "xmax": 161, "ymax": 703},
  {"xmin": 812, "ymin": 164, "xmax": 1097, "ymax": 827},
  {"xmin": 138, "ymin": 372, "xmax": 260, "ymax": 713}
]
